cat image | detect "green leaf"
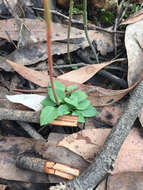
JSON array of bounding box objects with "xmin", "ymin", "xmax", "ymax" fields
[
  {"xmin": 72, "ymin": 110, "xmax": 85, "ymax": 123},
  {"xmin": 70, "ymin": 90, "xmax": 87, "ymax": 102},
  {"xmin": 48, "ymin": 80, "xmax": 66, "ymax": 103},
  {"xmin": 81, "ymin": 106, "xmax": 99, "ymax": 117},
  {"xmin": 66, "ymin": 85, "xmax": 77, "ymax": 92},
  {"xmin": 48, "ymin": 88, "xmax": 65, "ymax": 103},
  {"xmin": 40, "ymin": 106, "xmax": 58, "ymax": 126},
  {"xmin": 72, "ymin": 66, "xmax": 78, "ymax": 70},
  {"xmin": 57, "ymin": 104, "xmax": 70, "ymax": 116},
  {"xmin": 64, "ymin": 96, "xmax": 78, "ymax": 107},
  {"xmin": 41, "ymin": 96, "xmax": 56, "ymax": 107},
  {"xmin": 76, "ymin": 99, "xmax": 91, "ymax": 110},
  {"xmin": 49, "ymin": 80, "xmax": 65, "ymax": 92}
]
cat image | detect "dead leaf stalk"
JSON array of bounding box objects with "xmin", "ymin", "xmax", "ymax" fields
[{"xmin": 44, "ymin": 0, "xmax": 59, "ymax": 105}]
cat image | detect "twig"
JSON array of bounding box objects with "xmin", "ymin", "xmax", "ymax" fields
[
  {"xmin": 83, "ymin": 0, "xmax": 99, "ymax": 64},
  {"xmin": 113, "ymin": 0, "xmax": 128, "ymax": 56},
  {"xmin": 67, "ymin": 0, "xmax": 74, "ymax": 64},
  {"xmin": 113, "ymin": 18, "xmax": 118, "ymax": 56},
  {"xmin": 0, "ymin": 109, "xmax": 78, "ymax": 127},
  {"xmin": 99, "ymin": 70, "xmax": 128, "ymax": 88},
  {"xmin": 16, "ymin": 156, "xmax": 79, "ymax": 180},
  {"xmin": 16, "ymin": 121, "xmax": 45, "ymax": 141},
  {"xmin": 33, "ymin": 8, "xmax": 124, "ymax": 34}
]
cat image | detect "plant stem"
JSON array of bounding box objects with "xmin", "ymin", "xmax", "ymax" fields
[
  {"xmin": 83, "ymin": 0, "xmax": 99, "ymax": 64},
  {"xmin": 44, "ymin": 0, "xmax": 59, "ymax": 105},
  {"xmin": 67, "ymin": 0, "xmax": 74, "ymax": 64}
]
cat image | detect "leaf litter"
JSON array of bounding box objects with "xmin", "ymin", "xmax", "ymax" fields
[
  {"xmin": 1, "ymin": 1, "xmax": 143, "ymax": 188},
  {"xmin": 6, "ymin": 58, "xmax": 143, "ymax": 108}
]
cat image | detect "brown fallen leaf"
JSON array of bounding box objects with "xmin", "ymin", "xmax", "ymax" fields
[
  {"xmin": 58, "ymin": 58, "xmax": 125, "ymax": 83},
  {"xmin": 58, "ymin": 128, "xmax": 143, "ymax": 174},
  {"xmin": 121, "ymin": 8, "xmax": 143, "ymax": 25},
  {"xmin": 0, "ymin": 185, "xmax": 6, "ymax": 190},
  {"xmin": 6, "ymin": 59, "xmax": 143, "ymax": 106},
  {"xmin": 125, "ymin": 20, "xmax": 143, "ymax": 127},
  {"xmin": 88, "ymin": 103, "xmax": 123, "ymax": 127},
  {"xmin": 0, "ymin": 19, "xmax": 82, "ymax": 42},
  {"xmin": 6, "ymin": 59, "xmax": 49, "ymax": 87},
  {"xmin": 98, "ymin": 172, "xmax": 143, "ymax": 190},
  {"xmin": 87, "ymin": 76, "xmax": 143, "ymax": 106},
  {"xmin": 0, "ymin": 18, "xmax": 114, "ymax": 55}
]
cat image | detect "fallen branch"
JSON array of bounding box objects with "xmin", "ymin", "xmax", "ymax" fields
[
  {"xmin": 50, "ymin": 79, "xmax": 143, "ymax": 190},
  {"xmin": 0, "ymin": 109, "xmax": 78, "ymax": 127}
]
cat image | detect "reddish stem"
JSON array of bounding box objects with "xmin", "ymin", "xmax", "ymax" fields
[{"xmin": 44, "ymin": 0, "xmax": 59, "ymax": 105}]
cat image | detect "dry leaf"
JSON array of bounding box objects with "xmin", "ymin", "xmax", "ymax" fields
[
  {"xmin": 0, "ymin": 18, "xmax": 114, "ymax": 55},
  {"xmin": 0, "ymin": 18, "xmax": 84, "ymax": 42},
  {"xmin": 6, "ymin": 59, "xmax": 143, "ymax": 106},
  {"xmin": 0, "ymin": 185, "xmax": 6, "ymax": 190},
  {"xmin": 125, "ymin": 20, "xmax": 143, "ymax": 127},
  {"xmin": 121, "ymin": 8, "xmax": 143, "ymax": 25},
  {"xmin": 58, "ymin": 128, "xmax": 143, "ymax": 174},
  {"xmin": 6, "ymin": 59, "xmax": 49, "ymax": 87},
  {"xmin": 98, "ymin": 172, "xmax": 143, "ymax": 190},
  {"xmin": 0, "ymin": 41, "xmax": 83, "ymax": 72},
  {"xmin": 125, "ymin": 20, "xmax": 143, "ymax": 86},
  {"xmin": 58, "ymin": 59, "xmax": 124, "ymax": 83}
]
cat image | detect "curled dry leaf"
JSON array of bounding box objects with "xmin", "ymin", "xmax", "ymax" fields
[
  {"xmin": 121, "ymin": 8, "xmax": 143, "ymax": 25},
  {"xmin": 125, "ymin": 20, "xmax": 143, "ymax": 127},
  {"xmin": 125, "ymin": 20, "xmax": 143, "ymax": 86},
  {"xmin": 6, "ymin": 59, "xmax": 49, "ymax": 87},
  {"xmin": 6, "ymin": 59, "xmax": 143, "ymax": 106},
  {"xmin": 58, "ymin": 59, "xmax": 124, "ymax": 83},
  {"xmin": 58, "ymin": 128, "xmax": 143, "ymax": 174}
]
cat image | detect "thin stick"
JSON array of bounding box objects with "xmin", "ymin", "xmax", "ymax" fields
[
  {"xmin": 44, "ymin": 0, "xmax": 59, "ymax": 105},
  {"xmin": 83, "ymin": 0, "xmax": 99, "ymax": 64},
  {"xmin": 67, "ymin": 0, "xmax": 74, "ymax": 64},
  {"xmin": 16, "ymin": 121, "xmax": 45, "ymax": 141},
  {"xmin": 33, "ymin": 8, "xmax": 124, "ymax": 34}
]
